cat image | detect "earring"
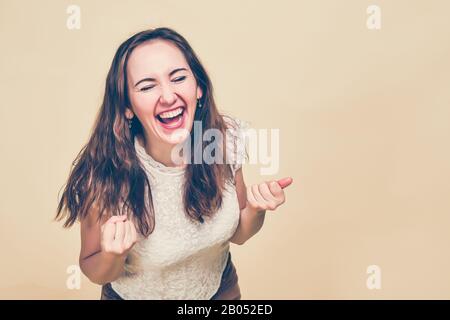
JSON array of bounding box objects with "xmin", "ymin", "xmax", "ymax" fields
[
  {"xmin": 128, "ymin": 117, "xmax": 133, "ymax": 129},
  {"xmin": 197, "ymin": 98, "xmax": 202, "ymax": 108}
]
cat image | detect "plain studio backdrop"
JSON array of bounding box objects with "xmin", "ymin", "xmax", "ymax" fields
[{"xmin": 1, "ymin": 0, "xmax": 449, "ymax": 299}]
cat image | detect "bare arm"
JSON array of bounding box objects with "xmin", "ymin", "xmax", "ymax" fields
[
  {"xmin": 229, "ymin": 169, "xmax": 266, "ymax": 245},
  {"xmin": 230, "ymin": 169, "xmax": 292, "ymax": 245},
  {"xmin": 79, "ymin": 208, "xmax": 137, "ymax": 285}
]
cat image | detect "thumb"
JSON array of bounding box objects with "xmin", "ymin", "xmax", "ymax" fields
[{"xmin": 277, "ymin": 177, "xmax": 293, "ymax": 189}]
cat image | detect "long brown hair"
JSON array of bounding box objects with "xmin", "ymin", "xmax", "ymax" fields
[{"xmin": 55, "ymin": 27, "xmax": 235, "ymax": 237}]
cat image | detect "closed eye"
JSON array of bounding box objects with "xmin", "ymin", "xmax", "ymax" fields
[
  {"xmin": 140, "ymin": 76, "xmax": 186, "ymax": 92},
  {"xmin": 140, "ymin": 85, "xmax": 155, "ymax": 92},
  {"xmin": 173, "ymin": 76, "xmax": 186, "ymax": 83}
]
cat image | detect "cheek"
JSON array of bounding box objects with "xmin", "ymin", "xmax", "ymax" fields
[
  {"xmin": 180, "ymin": 81, "xmax": 198, "ymax": 103},
  {"xmin": 130, "ymin": 92, "xmax": 158, "ymax": 117}
]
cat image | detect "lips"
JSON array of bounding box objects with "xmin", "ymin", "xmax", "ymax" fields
[
  {"xmin": 155, "ymin": 106, "xmax": 185, "ymax": 124},
  {"xmin": 155, "ymin": 106, "xmax": 186, "ymax": 129}
]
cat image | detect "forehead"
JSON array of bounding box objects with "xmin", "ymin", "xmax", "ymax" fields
[{"xmin": 127, "ymin": 39, "xmax": 189, "ymax": 79}]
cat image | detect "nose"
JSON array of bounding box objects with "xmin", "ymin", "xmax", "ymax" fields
[{"xmin": 159, "ymin": 83, "xmax": 177, "ymax": 106}]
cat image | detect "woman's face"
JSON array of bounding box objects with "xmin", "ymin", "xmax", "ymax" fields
[{"xmin": 125, "ymin": 39, "xmax": 202, "ymax": 146}]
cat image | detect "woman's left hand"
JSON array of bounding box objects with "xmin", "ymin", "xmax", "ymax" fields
[{"xmin": 246, "ymin": 177, "xmax": 293, "ymax": 213}]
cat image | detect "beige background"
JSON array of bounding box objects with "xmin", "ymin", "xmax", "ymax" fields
[{"xmin": 1, "ymin": 0, "xmax": 449, "ymax": 299}]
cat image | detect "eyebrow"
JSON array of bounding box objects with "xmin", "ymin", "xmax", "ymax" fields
[{"xmin": 134, "ymin": 67, "xmax": 188, "ymax": 87}]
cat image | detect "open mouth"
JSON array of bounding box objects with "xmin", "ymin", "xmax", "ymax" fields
[{"xmin": 155, "ymin": 106, "xmax": 186, "ymax": 128}]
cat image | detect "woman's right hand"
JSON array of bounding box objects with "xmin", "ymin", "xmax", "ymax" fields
[{"xmin": 100, "ymin": 215, "xmax": 138, "ymax": 256}]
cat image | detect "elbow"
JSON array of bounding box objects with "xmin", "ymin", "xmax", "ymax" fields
[
  {"xmin": 230, "ymin": 237, "xmax": 247, "ymax": 246},
  {"xmin": 83, "ymin": 271, "xmax": 109, "ymax": 286},
  {"xmin": 79, "ymin": 259, "xmax": 108, "ymax": 286},
  {"xmin": 86, "ymin": 272, "xmax": 108, "ymax": 286},
  {"xmin": 91, "ymin": 278, "xmax": 108, "ymax": 286}
]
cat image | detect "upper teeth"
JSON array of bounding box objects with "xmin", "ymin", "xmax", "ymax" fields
[{"xmin": 159, "ymin": 107, "xmax": 183, "ymax": 119}]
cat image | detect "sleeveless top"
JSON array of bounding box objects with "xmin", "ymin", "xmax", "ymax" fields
[{"xmin": 110, "ymin": 115, "xmax": 249, "ymax": 299}]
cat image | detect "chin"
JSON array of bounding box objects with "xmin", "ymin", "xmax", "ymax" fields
[{"xmin": 163, "ymin": 128, "xmax": 191, "ymax": 145}]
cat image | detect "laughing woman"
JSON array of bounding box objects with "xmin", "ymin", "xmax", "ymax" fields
[{"xmin": 55, "ymin": 27, "xmax": 292, "ymax": 300}]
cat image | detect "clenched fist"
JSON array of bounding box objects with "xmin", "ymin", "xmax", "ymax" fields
[
  {"xmin": 247, "ymin": 177, "xmax": 293, "ymax": 212},
  {"xmin": 100, "ymin": 215, "xmax": 138, "ymax": 256}
]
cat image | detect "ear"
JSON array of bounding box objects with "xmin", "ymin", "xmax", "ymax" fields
[
  {"xmin": 196, "ymin": 86, "xmax": 203, "ymax": 100},
  {"xmin": 125, "ymin": 107, "xmax": 134, "ymax": 119}
]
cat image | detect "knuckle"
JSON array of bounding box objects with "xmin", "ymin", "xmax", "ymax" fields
[
  {"xmin": 268, "ymin": 203, "xmax": 277, "ymax": 210},
  {"xmin": 249, "ymin": 200, "xmax": 258, "ymax": 209}
]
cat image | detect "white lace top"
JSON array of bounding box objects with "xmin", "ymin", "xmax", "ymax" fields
[{"xmin": 110, "ymin": 116, "xmax": 249, "ymax": 300}]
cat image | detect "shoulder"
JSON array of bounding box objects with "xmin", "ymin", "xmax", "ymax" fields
[
  {"xmin": 222, "ymin": 114, "xmax": 250, "ymax": 132},
  {"xmin": 222, "ymin": 114, "xmax": 251, "ymax": 149},
  {"xmin": 221, "ymin": 114, "xmax": 250, "ymax": 179}
]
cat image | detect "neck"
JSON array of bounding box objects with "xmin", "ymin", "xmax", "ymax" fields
[{"xmin": 139, "ymin": 134, "xmax": 185, "ymax": 168}]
